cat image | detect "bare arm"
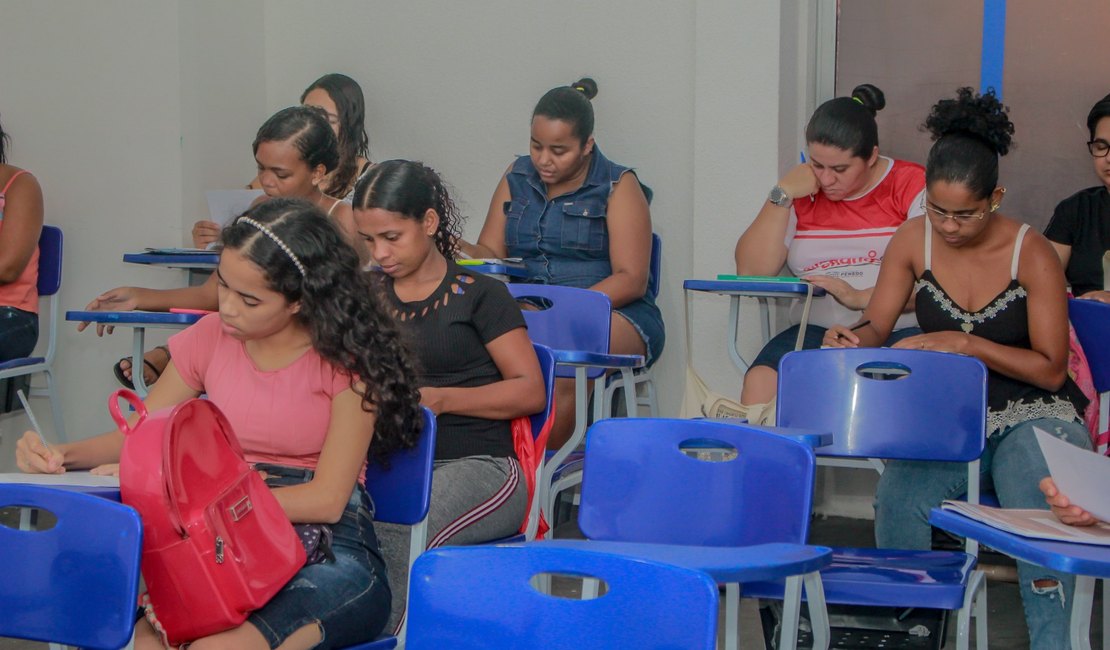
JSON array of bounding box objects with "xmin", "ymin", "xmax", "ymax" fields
[
  {"xmin": 77, "ymin": 273, "xmax": 219, "ymax": 334},
  {"xmin": 1048, "ymin": 241, "xmax": 1072, "ymax": 270},
  {"xmin": 419, "ymin": 327, "xmax": 546, "ymax": 419},
  {"xmin": 0, "ymin": 172, "xmax": 43, "ymax": 283},
  {"xmin": 461, "ymin": 170, "xmax": 513, "ymax": 260},
  {"xmin": 270, "ymin": 387, "xmax": 375, "ymax": 524},
  {"xmin": 734, "ymin": 164, "xmax": 818, "ymax": 275},
  {"xmin": 589, "ymin": 173, "xmax": 651, "ymax": 307}
]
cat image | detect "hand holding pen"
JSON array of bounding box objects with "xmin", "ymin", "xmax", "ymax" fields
[
  {"xmin": 821, "ymin": 320, "xmax": 871, "ymax": 349},
  {"xmin": 14, "ymin": 390, "xmax": 65, "ymax": 474}
]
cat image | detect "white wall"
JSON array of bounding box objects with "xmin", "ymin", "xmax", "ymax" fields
[{"xmin": 0, "ymin": 0, "xmax": 785, "ymax": 470}]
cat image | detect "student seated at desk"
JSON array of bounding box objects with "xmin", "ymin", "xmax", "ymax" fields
[
  {"xmin": 192, "ymin": 73, "xmax": 372, "ymax": 249},
  {"xmin": 0, "ymin": 113, "xmax": 44, "ymax": 362},
  {"xmin": 825, "ymin": 88, "xmax": 1090, "ymax": 650},
  {"xmin": 80, "ymin": 105, "xmax": 361, "ymax": 388},
  {"xmin": 460, "ymin": 77, "xmax": 664, "ymax": 449},
  {"xmin": 18, "ymin": 199, "xmax": 420, "ymax": 649},
  {"xmin": 1045, "ymin": 92, "xmax": 1110, "ymax": 302},
  {"xmin": 734, "ymin": 84, "xmax": 924, "ymax": 407},
  {"xmin": 353, "ymin": 159, "xmax": 545, "ymax": 631}
]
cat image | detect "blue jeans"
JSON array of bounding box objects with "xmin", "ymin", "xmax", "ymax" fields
[
  {"xmin": 0, "ymin": 306, "xmax": 38, "ymax": 362},
  {"xmin": 875, "ymin": 417, "xmax": 1092, "ymax": 649}
]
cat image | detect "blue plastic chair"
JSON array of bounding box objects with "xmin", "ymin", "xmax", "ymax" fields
[
  {"xmin": 602, "ymin": 232, "xmax": 662, "ymax": 418},
  {"xmin": 505, "ymin": 284, "xmax": 643, "ymax": 538},
  {"xmin": 1070, "ymin": 298, "xmax": 1110, "ymax": 450},
  {"xmin": 0, "ymin": 225, "xmax": 65, "ymax": 441},
  {"xmin": 0, "ymin": 484, "xmax": 142, "ymax": 649},
  {"xmin": 405, "ymin": 544, "xmax": 719, "ymax": 650},
  {"xmin": 743, "ymin": 348, "xmax": 990, "ymax": 650},
  {"xmin": 349, "ymin": 406, "xmax": 436, "ymax": 650},
  {"xmin": 574, "ymin": 417, "xmax": 831, "ymax": 650}
]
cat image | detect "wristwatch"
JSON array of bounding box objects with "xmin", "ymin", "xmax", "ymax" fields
[{"xmin": 768, "ymin": 185, "xmax": 792, "ymax": 208}]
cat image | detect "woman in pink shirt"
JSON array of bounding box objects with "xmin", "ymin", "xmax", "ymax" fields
[
  {"xmin": 0, "ymin": 113, "xmax": 44, "ymax": 362},
  {"xmin": 17, "ymin": 198, "xmax": 420, "ymax": 649}
]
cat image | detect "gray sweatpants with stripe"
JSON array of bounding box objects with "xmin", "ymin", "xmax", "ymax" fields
[{"xmin": 377, "ymin": 454, "xmax": 528, "ymax": 632}]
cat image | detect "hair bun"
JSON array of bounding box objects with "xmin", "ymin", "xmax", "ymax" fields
[
  {"xmin": 570, "ymin": 77, "xmax": 598, "ymax": 100},
  {"xmin": 924, "ymin": 87, "xmax": 1014, "ymax": 156},
  {"xmin": 850, "ymin": 84, "xmax": 886, "ymax": 116}
]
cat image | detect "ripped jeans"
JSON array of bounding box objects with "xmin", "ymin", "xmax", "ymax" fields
[{"xmin": 875, "ymin": 417, "xmax": 1092, "ymax": 650}]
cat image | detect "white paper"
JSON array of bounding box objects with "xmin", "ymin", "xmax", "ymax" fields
[
  {"xmin": 941, "ymin": 500, "xmax": 1110, "ymax": 545},
  {"xmin": 206, "ymin": 189, "xmax": 265, "ymax": 228},
  {"xmin": 0, "ymin": 471, "xmax": 119, "ymax": 488},
  {"xmin": 1035, "ymin": 426, "xmax": 1110, "ymax": 523}
]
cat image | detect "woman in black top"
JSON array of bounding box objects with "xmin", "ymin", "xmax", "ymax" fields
[
  {"xmin": 1045, "ymin": 92, "xmax": 1110, "ymax": 302},
  {"xmin": 352, "ymin": 160, "xmax": 545, "ymax": 632},
  {"xmin": 825, "ymin": 89, "xmax": 1091, "ymax": 649}
]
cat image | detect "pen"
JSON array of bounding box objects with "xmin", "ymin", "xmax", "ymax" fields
[
  {"xmin": 16, "ymin": 389, "xmax": 50, "ymax": 452},
  {"xmin": 837, "ymin": 320, "xmax": 872, "ymax": 339}
]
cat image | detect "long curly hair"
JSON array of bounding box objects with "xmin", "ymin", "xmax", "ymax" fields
[
  {"xmin": 923, "ymin": 87, "xmax": 1014, "ymax": 199},
  {"xmin": 221, "ymin": 198, "xmax": 422, "ymax": 461},
  {"xmin": 301, "ymin": 73, "xmax": 371, "ymax": 197},
  {"xmin": 351, "ymin": 159, "xmax": 463, "ymax": 259}
]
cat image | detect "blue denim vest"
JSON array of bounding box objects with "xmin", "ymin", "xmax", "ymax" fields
[{"xmin": 503, "ymin": 146, "xmax": 653, "ymax": 288}]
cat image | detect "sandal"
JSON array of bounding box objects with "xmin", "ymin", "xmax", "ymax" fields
[{"xmin": 113, "ymin": 346, "xmax": 169, "ymax": 390}]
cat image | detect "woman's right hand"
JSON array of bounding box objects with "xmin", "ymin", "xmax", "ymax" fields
[
  {"xmin": 1040, "ymin": 477, "xmax": 1099, "ymax": 526},
  {"xmin": 191, "ymin": 220, "xmax": 222, "ymax": 249},
  {"xmin": 76, "ymin": 286, "xmax": 142, "ymax": 334},
  {"xmin": 15, "ymin": 431, "xmax": 65, "ymax": 474},
  {"xmin": 778, "ymin": 163, "xmax": 820, "ymax": 200},
  {"xmin": 822, "ymin": 325, "xmax": 859, "ymax": 348}
]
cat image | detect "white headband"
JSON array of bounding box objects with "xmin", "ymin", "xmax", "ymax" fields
[{"xmin": 237, "ymin": 217, "xmax": 307, "ymax": 278}]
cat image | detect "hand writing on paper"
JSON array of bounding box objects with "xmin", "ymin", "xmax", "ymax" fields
[{"xmin": 15, "ymin": 431, "xmax": 65, "ymax": 474}]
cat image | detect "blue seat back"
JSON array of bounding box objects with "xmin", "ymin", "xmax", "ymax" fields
[
  {"xmin": 647, "ymin": 233, "xmax": 661, "ymax": 300},
  {"xmin": 365, "ymin": 407, "xmax": 436, "ymax": 525},
  {"xmin": 578, "ymin": 418, "xmax": 816, "ymax": 546},
  {"xmin": 406, "ymin": 545, "xmax": 718, "ymax": 650},
  {"xmin": 37, "ymin": 225, "xmax": 63, "ymax": 297},
  {"xmin": 0, "ymin": 485, "xmax": 142, "ymax": 650},
  {"xmin": 530, "ymin": 343, "xmax": 557, "ymax": 435},
  {"xmin": 507, "ymin": 284, "xmax": 612, "ymax": 356},
  {"xmin": 777, "ymin": 349, "xmax": 987, "ymax": 462},
  {"xmin": 1069, "ymin": 298, "xmax": 1110, "ymax": 393}
]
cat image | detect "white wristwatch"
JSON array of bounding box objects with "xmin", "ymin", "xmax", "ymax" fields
[{"xmin": 768, "ymin": 185, "xmax": 792, "ymax": 208}]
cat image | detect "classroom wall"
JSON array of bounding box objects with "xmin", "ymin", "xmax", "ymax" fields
[{"xmin": 0, "ymin": 1, "xmax": 785, "ymax": 478}]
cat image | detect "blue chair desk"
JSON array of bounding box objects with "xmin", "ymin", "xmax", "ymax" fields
[
  {"xmin": 930, "ymin": 507, "xmax": 1110, "ymax": 650},
  {"xmin": 66, "ymin": 310, "xmax": 203, "ymax": 397},
  {"xmin": 123, "ymin": 251, "xmax": 219, "ymax": 269},
  {"xmin": 700, "ymin": 419, "xmax": 833, "ymax": 449},
  {"xmin": 462, "ymin": 261, "xmax": 528, "ymax": 281},
  {"xmin": 683, "ymin": 279, "xmax": 825, "ymax": 373}
]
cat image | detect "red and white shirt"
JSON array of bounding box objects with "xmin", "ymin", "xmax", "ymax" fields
[{"xmin": 785, "ymin": 157, "xmax": 925, "ymax": 328}]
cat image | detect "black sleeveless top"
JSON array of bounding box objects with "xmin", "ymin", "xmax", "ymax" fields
[{"xmin": 914, "ymin": 223, "xmax": 1086, "ymax": 436}]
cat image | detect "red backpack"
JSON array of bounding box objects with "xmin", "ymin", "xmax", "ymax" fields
[{"xmin": 113, "ymin": 389, "xmax": 305, "ymax": 645}]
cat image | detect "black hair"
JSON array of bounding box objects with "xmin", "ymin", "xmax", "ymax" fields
[
  {"xmin": 252, "ymin": 106, "xmax": 340, "ymax": 184},
  {"xmin": 351, "ymin": 159, "xmax": 463, "ymax": 259},
  {"xmin": 923, "ymin": 87, "xmax": 1014, "ymax": 200},
  {"xmin": 0, "ymin": 113, "xmax": 9, "ymax": 164},
  {"xmin": 221, "ymin": 198, "xmax": 422, "ymax": 462},
  {"xmin": 805, "ymin": 84, "xmax": 885, "ymax": 159},
  {"xmin": 532, "ymin": 77, "xmax": 598, "ymax": 145},
  {"xmin": 301, "ymin": 73, "xmax": 370, "ymax": 197},
  {"xmin": 1087, "ymin": 92, "xmax": 1110, "ymax": 141}
]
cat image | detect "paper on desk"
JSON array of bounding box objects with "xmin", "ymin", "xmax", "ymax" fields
[
  {"xmin": 0, "ymin": 472, "xmax": 119, "ymax": 487},
  {"xmin": 206, "ymin": 189, "xmax": 265, "ymax": 228},
  {"xmin": 1035, "ymin": 426, "xmax": 1110, "ymax": 523}
]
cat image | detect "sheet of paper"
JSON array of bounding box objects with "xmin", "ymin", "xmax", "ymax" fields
[
  {"xmin": 941, "ymin": 500, "xmax": 1110, "ymax": 545},
  {"xmin": 1035, "ymin": 426, "xmax": 1110, "ymax": 523},
  {"xmin": 0, "ymin": 471, "xmax": 119, "ymax": 487},
  {"xmin": 206, "ymin": 189, "xmax": 265, "ymax": 228}
]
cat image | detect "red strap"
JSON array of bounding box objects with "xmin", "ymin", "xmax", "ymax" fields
[
  {"xmin": 511, "ymin": 397, "xmax": 555, "ymax": 538},
  {"xmin": 0, "ymin": 170, "xmax": 29, "ymax": 196}
]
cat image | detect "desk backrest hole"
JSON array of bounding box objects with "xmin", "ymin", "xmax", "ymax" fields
[{"xmin": 679, "ymin": 438, "xmax": 739, "ymax": 462}]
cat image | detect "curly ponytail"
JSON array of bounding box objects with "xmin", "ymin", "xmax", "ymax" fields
[{"xmin": 351, "ymin": 159, "xmax": 464, "ymax": 259}]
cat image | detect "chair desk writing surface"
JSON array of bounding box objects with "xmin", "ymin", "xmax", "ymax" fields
[
  {"xmin": 930, "ymin": 507, "xmax": 1110, "ymax": 650},
  {"xmin": 123, "ymin": 251, "xmax": 219, "ymax": 269},
  {"xmin": 683, "ymin": 278, "xmax": 825, "ymax": 373},
  {"xmin": 65, "ymin": 310, "xmax": 202, "ymax": 397}
]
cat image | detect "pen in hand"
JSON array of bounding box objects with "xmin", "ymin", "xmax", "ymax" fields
[
  {"xmin": 837, "ymin": 320, "xmax": 872, "ymax": 340},
  {"xmin": 16, "ymin": 389, "xmax": 51, "ymax": 454}
]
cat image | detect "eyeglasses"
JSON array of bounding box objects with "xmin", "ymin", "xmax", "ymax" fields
[
  {"xmin": 1088, "ymin": 139, "xmax": 1110, "ymax": 158},
  {"xmin": 921, "ymin": 197, "xmax": 990, "ymax": 224}
]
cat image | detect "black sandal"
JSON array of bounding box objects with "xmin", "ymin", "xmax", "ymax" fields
[{"xmin": 112, "ymin": 346, "xmax": 168, "ymax": 390}]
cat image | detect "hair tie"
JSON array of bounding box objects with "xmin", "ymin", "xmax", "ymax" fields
[
  {"xmin": 851, "ymin": 96, "xmax": 864, "ymax": 105},
  {"xmin": 237, "ymin": 217, "xmax": 307, "ymax": 278},
  {"xmin": 573, "ymin": 85, "xmax": 587, "ymax": 93}
]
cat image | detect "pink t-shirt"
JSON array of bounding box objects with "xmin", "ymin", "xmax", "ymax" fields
[
  {"xmin": 785, "ymin": 157, "xmax": 925, "ymax": 329},
  {"xmin": 169, "ymin": 314, "xmax": 360, "ymax": 476}
]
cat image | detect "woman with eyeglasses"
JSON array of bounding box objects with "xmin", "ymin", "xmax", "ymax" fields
[
  {"xmin": 733, "ymin": 84, "xmax": 924, "ymax": 407},
  {"xmin": 826, "ymin": 88, "xmax": 1090, "ymax": 649},
  {"xmin": 1044, "ymin": 92, "xmax": 1110, "ymax": 303}
]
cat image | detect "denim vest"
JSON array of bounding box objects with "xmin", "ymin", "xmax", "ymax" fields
[{"xmin": 504, "ymin": 146, "xmax": 653, "ymax": 289}]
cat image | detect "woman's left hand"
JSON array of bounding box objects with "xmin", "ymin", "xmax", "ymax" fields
[
  {"xmin": 892, "ymin": 331, "xmax": 973, "ymax": 355},
  {"xmin": 805, "ymin": 276, "xmax": 867, "ymax": 310},
  {"xmin": 90, "ymin": 463, "xmax": 120, "ymax": 477}
]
